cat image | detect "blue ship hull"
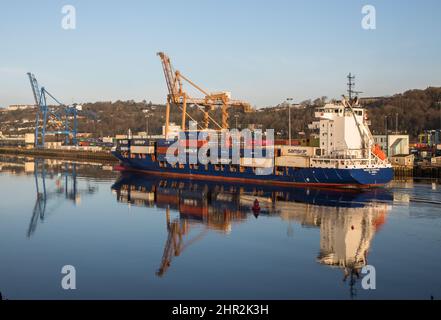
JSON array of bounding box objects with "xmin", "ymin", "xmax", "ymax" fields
[
  {"xmin": 112, "ymin": 172, "xmax": 393, "ymax": 209},
  {"xmin": 112, "ymin": 151, "xmax": 393, "ymax": 188}
]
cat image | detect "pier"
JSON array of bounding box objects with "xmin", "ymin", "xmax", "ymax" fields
[
  {"xmin": 0, "ymin": 147, "xmax": 117, "ymax": 163},
  {"xmin": 393, "ymin": 165, "xmax": 441, "ymax": 179},
  {"xmin": 413, "ymin": 165, "xmax": 441, "ymax": 179}
]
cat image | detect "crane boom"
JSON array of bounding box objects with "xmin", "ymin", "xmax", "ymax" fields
[
  {"xmin": 157, "ymin": 52, "xmax": 180, "ymax": 101},
  {"xmin": 157, "ymin": 52, "xmax": 252, "ymax": 132},
  {"xmin": 27, "ymin": 73, "xmax": 41, "ymax": 106}
]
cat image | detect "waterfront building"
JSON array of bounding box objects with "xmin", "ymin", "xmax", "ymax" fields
[
  {"xmin": 419, "ymin": 130, "xmax": 441, "ymax": 147},
  {"xmin": 7, "ymin": 104, "xmax": 36, "ymax": 111},
  {"xmin": 373, "ymin": 134, "xmax": 410, "ymax": 157},
  {"xmin": 390, "ymin": 154, "xmax": 414, "ymax": 167}
]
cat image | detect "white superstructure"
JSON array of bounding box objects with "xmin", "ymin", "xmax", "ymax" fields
[{"xmin": 305, "ymin": 98, "xmax": 392, "ymax": 170}]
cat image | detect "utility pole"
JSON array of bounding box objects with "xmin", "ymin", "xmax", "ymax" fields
[
  {"xmin": 395, "ymin": 112, "xmax": 398, "ymax": 134},
  {"xmin": 286, "ymin": 98, "xmax": 293, "ymax": 145}
]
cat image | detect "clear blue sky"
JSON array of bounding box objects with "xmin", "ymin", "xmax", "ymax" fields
[{"xmin": 0, "ymin": 0, "xmax": 440, "ymax": 108}]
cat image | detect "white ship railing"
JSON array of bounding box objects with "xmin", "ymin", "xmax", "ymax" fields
[{"xmin": 310, "ymin": 157, "xmax": 391, "ymax": 169}]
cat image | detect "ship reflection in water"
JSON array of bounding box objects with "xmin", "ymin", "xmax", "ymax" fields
[
  {"xmin": 111, "ymin": 172, "xmax": 392, "ymax": 293},
  {"xmin": 2, "ymin": 156, "xmax": 441, "ymax": 299}
]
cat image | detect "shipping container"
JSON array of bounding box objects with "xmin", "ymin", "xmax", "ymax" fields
[
  {"xmin": 157, "ymin": 139, "xmax": 175, "ymax": 147},
  {"xmin": 118, "ymin": 146, "xmax": 129, "ymax": 152},
  {"xmin": 275, "ymin": 156, "xmax": 310, "ymax": 168},
  {"xmin": 131, "ymin": 139, "xmax": 151, "ymax": 146},
  {"xmin": 179, "ymin": 139, "xmax": 207, "ymax": 148},
  {"xmin": 243, "ymin": 139, "xmax": 274, "ymax": 148},
  {"xmin": 117, "ymin": 139, "xmax": 130, "ymax": 146},
  {"xmin": 240, "ymin": 158, "xmax": 274, "ymax": 168},
  {"xmin": 280, "ymin": 146, "xmax": 316, "ymax": 157},
  {"xmin": 240, "ymin": 148, "xmax": 273, "ymax": 158},
  {"xmin": 274, "ymin": 139, "xmax": 301, "ymax": 146},
  {"xmin": 156, "ymin": 146, "xmax": 170, "ymax": 154},
  {"xmin": 130, "ymin": 146, "xmax": 154, "ymax": 154}
]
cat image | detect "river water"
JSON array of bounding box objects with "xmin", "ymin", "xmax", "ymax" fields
[{"xmin": 0, "ymin": 155, "xmax": 440, "ymax": 300}]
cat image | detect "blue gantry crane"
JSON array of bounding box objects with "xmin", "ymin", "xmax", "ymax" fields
[{"xmin": 27, "ymin": 72, "xmax": 78, "ymax": 148}]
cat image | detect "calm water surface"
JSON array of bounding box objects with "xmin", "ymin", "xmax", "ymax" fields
[{"xmin": 0, "ymin": 155, "xmax": 440, "ymax": 300}]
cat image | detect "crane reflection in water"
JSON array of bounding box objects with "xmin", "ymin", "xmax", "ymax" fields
[
  {"xmin": 111, "ymin": 172, "xmax": 392, "ymax": 297},
  {"xmin": 29, "ymin": 159, "xmax": 99, "ymax": 237}
]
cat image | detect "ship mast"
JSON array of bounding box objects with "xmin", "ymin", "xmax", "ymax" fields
[
  {"xmin": 347, "ymin": 73, "xmax": 362, "ymax": 102},
  {"xmin": 342, "ymin": 73, "xmax": 372, "ymax": 160}
]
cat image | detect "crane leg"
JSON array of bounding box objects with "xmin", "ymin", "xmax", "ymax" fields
[
  {"xmin": 42, "ymin": 109, "xmax": 48, "ymax": 147},
  {"xmin": 182, "ymin": 95, "xmax": 187, "ymax": 131},
  {"xmin": 204, "ymin": 106, "xmax": 210, "ymax": 129},
  {"xmin": 35, "ymin": 112, "xmax": 40, "ymax": 147},
  {"xmin": 222, "ymin": 103, "xmax": 229, "ymax": 129},
  {"xmin": 165, "ymin": 97, "xmax": 170, "ymax": 139}
]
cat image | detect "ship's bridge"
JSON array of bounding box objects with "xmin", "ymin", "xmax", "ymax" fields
[
  {"xmin": 314, "ymin": 103, "xmax": 365, "ymax": 120},
  {"xmin": 311, "ymin": 103, "xmax": 370, "ymax": 159}
]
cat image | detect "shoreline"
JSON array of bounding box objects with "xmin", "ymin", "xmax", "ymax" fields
[{"xmin": 0, "ymin": 147, "xmax": 118, "ymax": 164}]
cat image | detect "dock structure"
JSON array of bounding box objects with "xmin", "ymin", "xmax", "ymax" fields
[
  {"xmin": 392, "ymin": 165, "xmax": 441, "ymax": 179},
  {"xmin": 0, "ymin": 147, "xmax": 117, "ymax": 163},
  {"xmin": 413, "ymin": 165, "xmax": 441, "ymax": 179},
  {"xmin": 393, "ymin": 166, "xmax": 414, "ymax": 179}
]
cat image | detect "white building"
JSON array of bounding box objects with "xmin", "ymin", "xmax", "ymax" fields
[
  {"xmin": 373, "ymin": 134, "xmax": 409, "ymax": 157},
  {"xmin": 390, "ymin": 154, "xmax": 414, "ymax": 167},
  {"xmin": 7, "ymin": 104, "xmax": 36, "ymax": 111}
]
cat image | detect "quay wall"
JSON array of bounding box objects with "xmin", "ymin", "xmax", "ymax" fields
[{"xmin": 0, "ymin": 147, "xmax": 117, "ymax": 163}]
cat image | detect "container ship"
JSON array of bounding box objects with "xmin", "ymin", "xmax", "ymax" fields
[{"xmin": 112, "ymin": 97, "xmax": 393, "ymax": 188}]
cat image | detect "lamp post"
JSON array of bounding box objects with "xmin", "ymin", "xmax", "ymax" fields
[{"xmin": 286, "ymin": 98, "xmax": 293, "ymax": 145}]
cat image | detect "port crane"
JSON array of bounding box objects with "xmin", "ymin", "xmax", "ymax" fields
[
  {"xmin": 157, "ymin": 52, "xmax": 252, "ymax": 137},
  {"xmin": 27, "ymin": 73, "xmax": 79, "ymax": 148}
]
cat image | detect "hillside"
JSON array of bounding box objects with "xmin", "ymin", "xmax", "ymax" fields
[{"xmin": 1, "ymin": 87, "xmax": 440, "ymax": 139}]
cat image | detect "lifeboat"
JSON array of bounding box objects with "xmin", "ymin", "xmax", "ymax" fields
[{"xmin": 372, "ymin": 144, "xmax": 387, "ymax": 161}]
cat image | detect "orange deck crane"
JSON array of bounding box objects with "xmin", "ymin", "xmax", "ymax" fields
[{"xmin": 157, "ymin": 52, "xmax": 252, "ymax": 137}]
